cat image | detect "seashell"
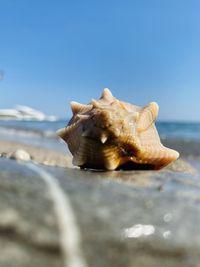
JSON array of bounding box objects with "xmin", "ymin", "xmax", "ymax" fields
[{"xmin": 57, "ymin": 88, "xmax": 179, "ymax": 170}]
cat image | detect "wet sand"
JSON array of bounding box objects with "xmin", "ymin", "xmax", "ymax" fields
[
  {"xmin": 0, "ymin": 139, "xmax": 73, "ymax": 168},
  {"xmin": 0, "ymin": 138, "xmax": 198, "ymax": 175}
]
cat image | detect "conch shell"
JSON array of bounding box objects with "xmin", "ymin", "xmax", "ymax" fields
[{"xmin": 58, "ymin": 88, "xmax": 179, "ymax": 170}]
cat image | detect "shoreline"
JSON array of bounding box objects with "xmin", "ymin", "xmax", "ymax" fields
[
  {"xmin": 0, "ymin": 139, "xmax": 73, "ymax": 168},
  {"xmin": 0, "ymin": 138, "xmax": 198, "ymax": 175}
]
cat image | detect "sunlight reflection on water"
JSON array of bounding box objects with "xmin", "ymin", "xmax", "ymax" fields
[{"xmin": 124, "ymin": 224, "xmax": 155, "ymax": 238}]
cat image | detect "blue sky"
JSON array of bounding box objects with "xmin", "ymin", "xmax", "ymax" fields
[{"xmin": 0, "ymin": 0, "xmax": 200, "ymax": 121}]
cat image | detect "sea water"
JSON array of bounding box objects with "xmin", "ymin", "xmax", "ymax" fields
[
  {"xmin": 0, "ymin": 120, "xmax": 68, "ymax": 152},
  {"xmin": 157, "ymin": 122, "xmax": 200, "ymax": 141}
]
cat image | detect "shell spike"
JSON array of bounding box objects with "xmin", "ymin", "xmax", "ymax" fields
[
  {"xmin": 149, "ymin": 102, "xmax": 159, "ymax": 118},
  {"xmin": 137, "ymin": 101, "xmax": 159, "ymax": 132},
  {"xmin": 70, "ymin": 101, "xmax": 87, "ymax": 115},
  {"xmin": 56, "ymin": 127, "xmax": 69, "ymax": 141},
  {"xmin": 76, "ymin": 114, "xmax": 90, "ymax": 120},
  {"xmin": 91, "ymin": 99, "xmax": 101, "ymax": 108},
  {"xmin": 100, "ymin": 132, "xmax": 108, "ymax": 144},
  {"xmin": 101, "ymin": 88, "xmax": 113, "ymax": 101}
]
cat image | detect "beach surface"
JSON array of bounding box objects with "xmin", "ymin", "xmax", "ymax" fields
[{"xmin": 1, "ymin": 131, "xmax": 200, "ymax": 267}]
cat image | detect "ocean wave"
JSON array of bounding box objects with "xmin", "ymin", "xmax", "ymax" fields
[
  {"xmin": 0, "ymin": 126, "xmax": 58, "ymax": 139},
  {"xmin": 0, "ymin": 125, "xmax": 68, "ymax": 153}
]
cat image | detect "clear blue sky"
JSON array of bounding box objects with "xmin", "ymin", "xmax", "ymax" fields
[{"xmin": 1, "ymin": 0, "xmax": 200, "ymax": 121}]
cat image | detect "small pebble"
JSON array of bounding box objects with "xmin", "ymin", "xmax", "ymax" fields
[{"xmin": 10, "ymin": 149, "xmax": 31, "ymax": 162}]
